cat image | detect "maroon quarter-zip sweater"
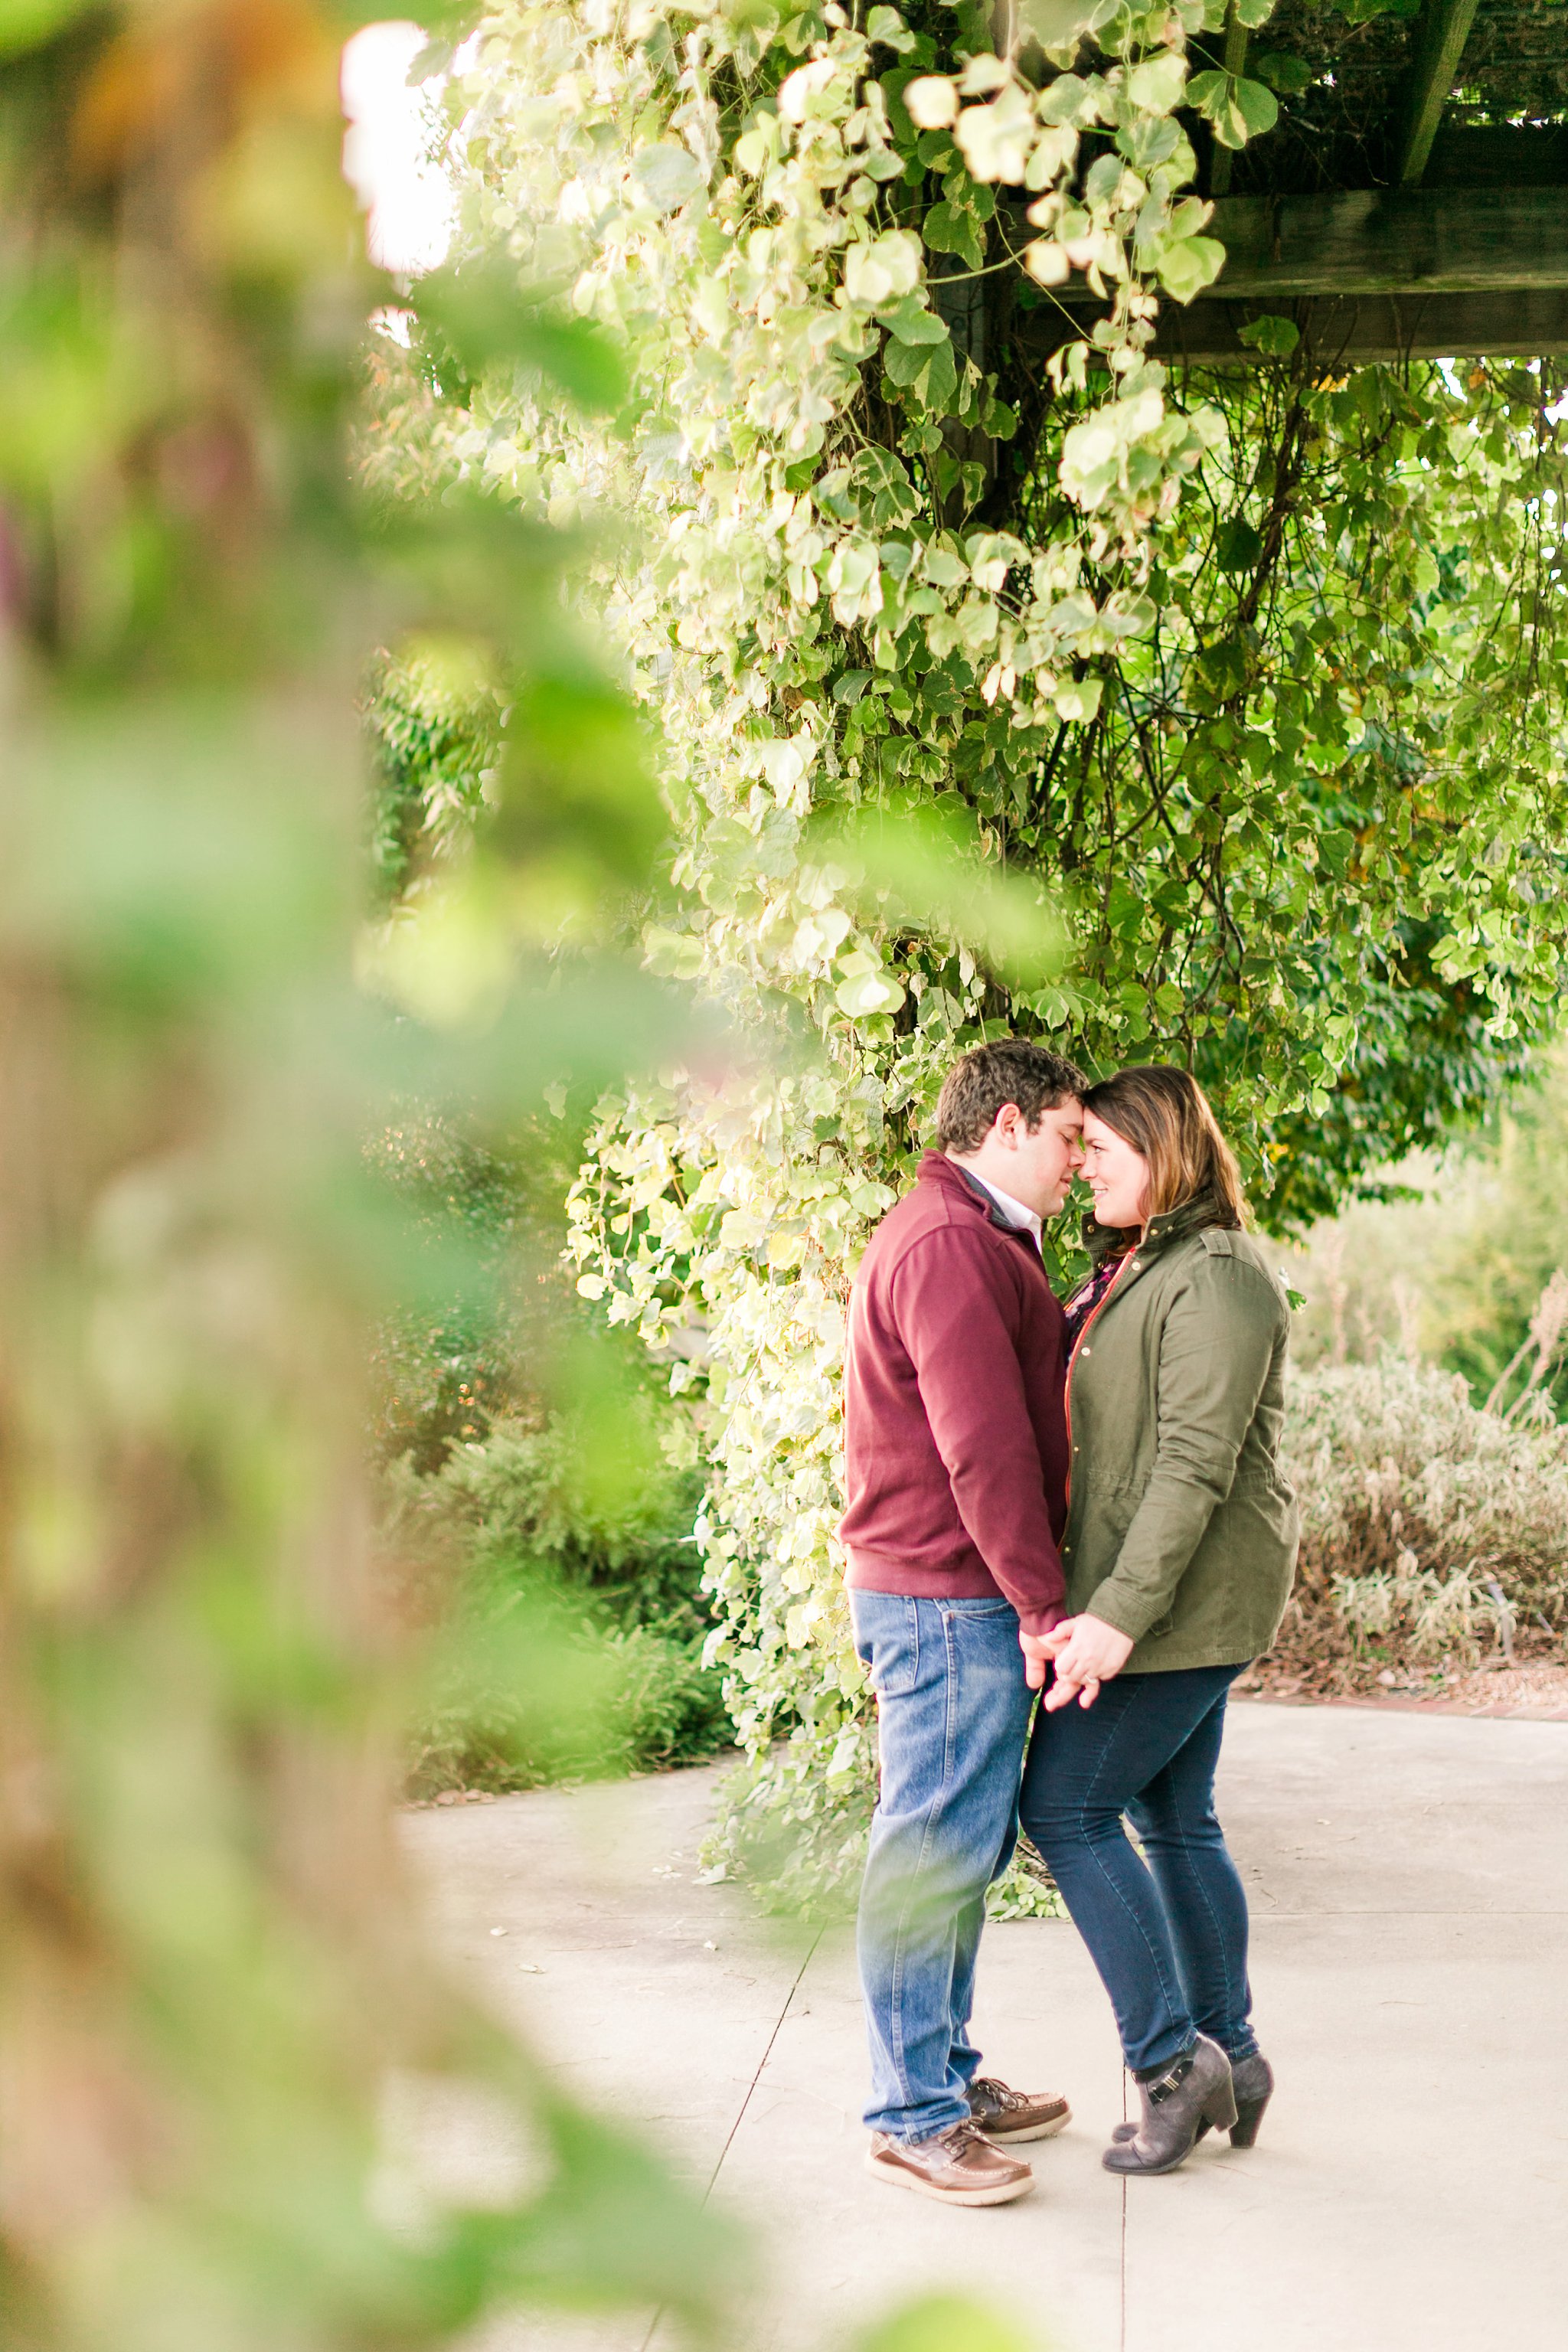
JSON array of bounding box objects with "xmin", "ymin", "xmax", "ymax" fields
[{"xmin": 839, "ymin": 1150, "xmax": 1069, "ymax": 1639}]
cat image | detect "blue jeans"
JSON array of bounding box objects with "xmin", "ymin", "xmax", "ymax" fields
[
  {"xmin": 851, "ymin": 1591, "xmax": 1035, "ymax": 2142},
  {"xmin": 1018, "ymin": 1664, "xmax": 1259, "ymax": 2078}
]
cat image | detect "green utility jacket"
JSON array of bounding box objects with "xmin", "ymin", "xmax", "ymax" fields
[{"xmin": 1062, "ymin": 1195, "xmax": 1299, "ymax": 1672}]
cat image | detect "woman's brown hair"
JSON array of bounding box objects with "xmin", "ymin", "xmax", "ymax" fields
[{"xmin": 1080, "ymin": 1064, "xmax": 1248, "ymax": 1227}]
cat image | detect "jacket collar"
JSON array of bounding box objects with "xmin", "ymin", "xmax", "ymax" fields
[
  {"xmin": 1081, "ymin": 1188, "xmax": 1238, "ymax": 1266},
  {"xmin": 918, "ymin": 1150, "xmax": 1043, "ymax": 1256}
]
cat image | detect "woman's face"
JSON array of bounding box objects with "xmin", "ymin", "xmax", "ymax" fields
[{"xmin": 1080, "ymin": 1110, "xmax": 1149, "ymax": 1230}]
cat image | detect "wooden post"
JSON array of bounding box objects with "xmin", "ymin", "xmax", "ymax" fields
[{"xmin": 1396, "ymin": 0, "xmax": 1481, "ymax": 185}]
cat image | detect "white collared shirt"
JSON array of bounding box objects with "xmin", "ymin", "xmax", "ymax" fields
[{"xmin": 961, "ymin": 1168, "xmax": 1044, "ymax": 1255}]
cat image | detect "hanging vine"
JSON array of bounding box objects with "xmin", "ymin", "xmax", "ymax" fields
[{"xmin": 374, "ymin": 0, "xmax": 1568, "ymax": 1896}]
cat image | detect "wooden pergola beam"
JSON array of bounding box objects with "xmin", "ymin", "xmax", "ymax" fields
[
  {"xmin": 1157, "ymin": 291, "xmax": 1568, "ymax": 367},
  {"xmin": 1396, "ymin": 0, "xmax": 1482, "ymax": 185},
  {"xmin": 1017, "ymin": 288, "xmax": 1568, "ymax": 368},
  {"xmin": 1208, "ymin": 186, "xmax": 1568, "ymax": 297},
  {"xmin": 1013, "ymin": 185, "xmax": 1568, "ymax": 369}
]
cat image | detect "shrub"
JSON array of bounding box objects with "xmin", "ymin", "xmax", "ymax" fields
[
  {"xmin": 408, "ymin": 1596, "xmax": 730, "ymax": 1798},
  {"xmin": 1277, "ymin": 1354, "xmax": 1568, "ymax": 1679},
  {"xmin": 435, "ymin": 1413, "xmax": 712, "ymax": 1640},
  {"xmin": 368, "ymin": 1115, "xmax": 577, "ymax": 1473},
  {"xmin": 389, "ymin": 1407, "xmax": 731, "ymax": 1795}
]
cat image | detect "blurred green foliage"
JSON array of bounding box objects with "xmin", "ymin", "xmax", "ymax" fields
[
  {"xmin": 1290, "ymin": 1043, "xmax": 1568, "ymax": 1419},
  {"xmin": 389, "ymin": 1410, "xmax": 730, "ymax": 1795},
  {"xmin": 367, "ymin": 1111, "xmax": 571, "ymax": 1469},
  {"xmin": 430, "ymin": 1410, "xmax": 707, "ymax": 1629},
  {"xmin": 410, "ymin": 1570, "xmax": 727, "ymax": 1795},
  {"xmin": 363, "ymin": 1099, "xmax": 728, "ymax": 1793},
  {"xmin": 1227, "ymin": 919, "xmax": 1538, "ymax": 1233},
  {"xmin": 1436, "ymin": 1063, "xmax": 1568, "ymax": 1414},
  {"xmin": 858, "ymin": 2298, "xmax": 1041, "ymax": 2352},
  {"xmin": 0, "ymin": 8, "xmax": 1082, "ymax": 2350},
  {"xmin": 367, "ymin": 644, "xmax": 501, "ymax": 910},
  {"xmin": 0, "ymin": 2, "xmax": 743, "ymax": 2344}
]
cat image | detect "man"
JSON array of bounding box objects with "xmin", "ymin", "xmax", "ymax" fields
[{"xmin": 840, "ymin": 1038, "xmax": 1086, "ymax": 2206}]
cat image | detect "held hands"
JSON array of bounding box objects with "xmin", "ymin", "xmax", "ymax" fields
[
  {"xmin": 1019, "ymin": 1631, "xmax": 1054, "ymax": 1692},
  {"xmin": 1019, "ymin": 1615, "xmax": 1136, "ymax": 1710}
]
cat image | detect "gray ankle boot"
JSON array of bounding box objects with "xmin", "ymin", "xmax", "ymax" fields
[
  {"xmin": 1112, "ymin": 2047, "xmax": 1273, "ymax": 2151},
  {"xmin": 1102, "ymin": 2034, "xmax": 1236, "ymax": 2175}
]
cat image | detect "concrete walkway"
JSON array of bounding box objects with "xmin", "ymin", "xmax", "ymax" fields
[{"xmin": 400, "ymin": 1704, "xmax": 1568, "ymax": 2352}]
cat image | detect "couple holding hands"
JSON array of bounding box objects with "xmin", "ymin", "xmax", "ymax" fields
[{"xmin": 840, "ymin": 1040, "xmax": 1299, "ymax": 2205}]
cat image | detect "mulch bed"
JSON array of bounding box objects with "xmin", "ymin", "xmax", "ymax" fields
[{"xmin": 1237, "ymin": 1658, "xmax": 1568, "ymax": 1723}]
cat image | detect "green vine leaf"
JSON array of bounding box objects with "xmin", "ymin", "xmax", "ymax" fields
[
  {"xmin": 1187, "ymin": 69, "xmax": 1280, "ymax": 148},
  {"xmin": 1158, "ymin": 233, "xmax": 1227, "ymax": 303},
  {"xmin": 865, "ymin": 5, "xmax": 916, "ymax": 52},
  {"xmin": 1237, "ymin": 311, "xmax": 1301, "ymax": 355},
  {"xmin": 877, "ymin": 296, "xmax": 949, "ymax": 345},
  {"xmin": 883, "ymin": 333, "xmax": 959, "ymax": 410},
  {"xmin": 1251, "ymin": 51, "xmax": 1313, "ymax": 93},
  {"xmin": 629, "ymin": 141, "xmax": 704, "ymax": 211},
  {"xmin": 1217, "ymin": 514, "xmax": 1265, "ymax": 570},
  {"xmin": 920, "ymin": 198, "xmax": 986, "ymax": 266}
]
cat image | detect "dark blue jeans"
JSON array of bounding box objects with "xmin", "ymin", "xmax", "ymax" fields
[
  {"xmin": 1018, "ymin": 1664, "xmax": 1259, "ymax": 2078},
  {"xmin": 851, "ymin": 1592, "xmax": 1035, "ymax": 2141}
]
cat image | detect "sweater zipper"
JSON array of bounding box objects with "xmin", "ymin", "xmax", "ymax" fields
[{"xmin": 1062, "ymin": 1248, "xmax": 1140, "ymax": 1508}]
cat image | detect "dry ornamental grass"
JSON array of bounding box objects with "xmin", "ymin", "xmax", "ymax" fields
[{"xmin": 1267, "ymin": 1355, "xmax": 1568, "ymax": 1700}]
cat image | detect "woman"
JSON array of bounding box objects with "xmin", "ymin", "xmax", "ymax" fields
[{"xmin": 1016, "ymin": 1064, "xmax": 1298, "ymax": 2177}]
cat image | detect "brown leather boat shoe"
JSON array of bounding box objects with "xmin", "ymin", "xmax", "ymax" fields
[
  {"xmin": 968, "ymin": 2075, "xmax": 1072, "ymax": 2143},
  {"xmin": 866, "ymin": 2119, "xmax": 1034, "ymax": 2206}
]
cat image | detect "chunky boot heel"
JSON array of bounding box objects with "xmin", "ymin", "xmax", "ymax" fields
[
  {"xmin": 1223, "ymin": 2052, "xmax": 1273, "ymax": 2147},
  {"xmin": 1228, "ymin": 2094, "xmax": 1269, "ymax": 2148},
  {"xmin": 1193, "ymin": 2048, "xmax": 1272, "ymax": 2146}
]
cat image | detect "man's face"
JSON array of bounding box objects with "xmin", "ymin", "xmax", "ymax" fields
[{"xmin": 994, "ymin": 1097, "xmax": 1084, "ymax": 1217}]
